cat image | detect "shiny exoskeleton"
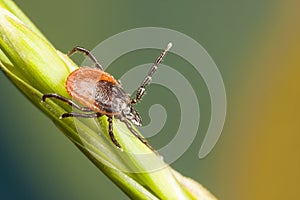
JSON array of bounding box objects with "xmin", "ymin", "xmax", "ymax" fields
[{"xmin": 42, "ymin": 43, "xmax": 172, "ymax": 151}]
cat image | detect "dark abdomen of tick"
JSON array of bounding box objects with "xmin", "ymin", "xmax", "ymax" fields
[{"xmin": 94, "ymin": 80, "xmax": 130, "ymax": 115}]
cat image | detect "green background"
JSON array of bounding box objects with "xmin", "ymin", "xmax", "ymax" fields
[{"xmin": 0, "ymin": 0, "xmax": 299, "ymax": 199}]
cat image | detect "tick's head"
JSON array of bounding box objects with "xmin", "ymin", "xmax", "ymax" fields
[{"xmin": 122, "ymin": 105, "xmax": 142, "ymax": 127}]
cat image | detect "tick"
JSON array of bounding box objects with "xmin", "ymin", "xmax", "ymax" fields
[{"xmin": 42, "ymin": 43, "xmax": 172, "ymax": 151}]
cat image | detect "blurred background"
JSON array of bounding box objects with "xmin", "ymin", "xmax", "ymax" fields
[{"xmin": 0, "ymin": 0, "xmax": 299, "ymax": 199}]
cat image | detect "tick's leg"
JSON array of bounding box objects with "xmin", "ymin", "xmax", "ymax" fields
[
  {"xmin": 116, "ymin": 115, "xmax": 156, "ymax": 153},
  {"xmin": 107, "ymin": 116, "xmax": 122, "ymax": 148},
  {"xmin": 61, "ymin": 112, "xmax": 122, "ymax": 149},
  {"xmin": 60, "ymin": 112, "xmax": 102, "ymax": 119},
  {"xmin": 68, "ymin": 46, "xmax": 103, "ymax": 70},
  {"xmin": 42, "ymin": 93, "xmax": 92, "ymax": 112},
  {"xmin": 131, "ymin": 43, "xmax": 172, "ymax": 105}
]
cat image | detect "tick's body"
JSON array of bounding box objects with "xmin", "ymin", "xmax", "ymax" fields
[
  {"xmin": 42, "ymin": 43, "xmax": 172, "ymax": 151},
  {"xmin": 66, "ymin": 68, "xmax": 129, "ymax": 115}
]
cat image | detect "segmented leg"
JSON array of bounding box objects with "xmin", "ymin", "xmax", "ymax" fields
[
  {"xmin": 68, "ymin": 46, "xmax": 103, "ymax": 70},
  {"xmin": 59, "ymin": 111, "xmax": 121, "ymax": 149},
  {"xmin": 116, "ymin": 115, "xmax": 156, "ymax": 153},
  {"xmin": 131, "ymin": 43, "xmax": 172, "ymax": 105},
  {"xmin": 107, "ymin": 116, "xmax": 121, "ymax": 148},
  {"xmin": 42, "ymin": 93, "xmax": 93, "ymax": 112},
  {"xmin": 60, "ymin": 112, "xmax": 102, "ymax": 119}
]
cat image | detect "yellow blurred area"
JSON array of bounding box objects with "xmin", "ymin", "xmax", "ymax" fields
[{"xmin": 219, "ymin": 1, "xmax": 300, "ymax": 199}]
